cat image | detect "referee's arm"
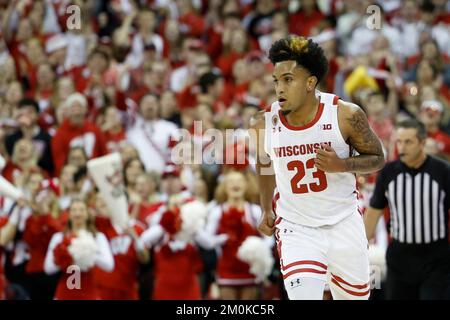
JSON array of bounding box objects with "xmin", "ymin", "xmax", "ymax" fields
[
  {"xmin": 365, "ymin": 208, "xmax": 384, "ymax": 241},
  {"xmin": 364, "ymin": 170, "xmax": 389, "ymax": 241}
]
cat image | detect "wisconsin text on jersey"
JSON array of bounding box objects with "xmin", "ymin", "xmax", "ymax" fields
[{"xmin": 273, "ymin": 142, "xmax": 332, "ymax": 158}]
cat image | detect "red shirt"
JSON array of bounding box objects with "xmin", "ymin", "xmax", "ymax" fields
[
  {"xmin": 131, "ymin": 201, "xmax": 165, "ymax": 227},
  {"xmin": 22, "ymin": 214, "xmax": 63, "ymax": 274},
  {"xmin": 289, "ymin": 10, "xmax": 325, "ymax": 37},
  {"xmin": 51, "ymin": 119, "xmax": 107, "ymax": 176},
  {"xmin": 95, "ymin": 216, "xmax": 144, "ymax": 299},
  {"xmin": 104, "ymin": 128, "xmax": 126, "ymax": 153},
  {"xmin": 68, "ymin": 65, "xmax": 92, "ymax": 94},
  {"xmin": 428, "ymin": 130, "xmax": 450, "ymax": 156},
  {"xmin": 178, "ymin": 12, "xmax": 205, "ymax": 37},
  {"xmin": 216, "ymin": 51, "xmax": 246, "ymax": 81},
  {"xmin": 153, "ymin": 243, "xmax": 202, "ymax": 300}
]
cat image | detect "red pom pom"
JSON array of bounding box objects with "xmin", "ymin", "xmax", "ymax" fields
[
  {"xmin": 160, "ymin": 207, "xmax": 182, "ymax": 236},
  {"xmin": 53, "ymin": 236, "xmax": 73, "ymax": 270}
]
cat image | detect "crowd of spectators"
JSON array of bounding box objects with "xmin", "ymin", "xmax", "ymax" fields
[{"xmin": 0, "ymin": 0, "xmax": 449, "ymax": 300}]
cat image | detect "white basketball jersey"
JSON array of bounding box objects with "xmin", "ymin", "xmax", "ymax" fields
[{"xmin": 264, "ymin": 91, "xmax": 358, "ymax": 227}]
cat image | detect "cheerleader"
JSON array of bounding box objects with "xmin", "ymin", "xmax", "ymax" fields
[
  {"xmin": 206, "ymin": 170, "xmax": 270, "ymax": 300},
  {"xmin": 140, "ymin": 200, "xmax": 210, "ymax": 300},
  {"xmin": 44, "ymin": 198, "xmax": 114, "ymax": 300},
  {"xmin": 22, "ymin": 180, "xmax": 62, "ymax": 300},
  {"xmin": 93, "ymin": 194, "xmax": 149, "ymax": 300}
]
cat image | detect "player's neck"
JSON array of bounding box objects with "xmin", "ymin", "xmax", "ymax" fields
[{"xmin": 285, "ymin": 94, "xmax": 320, "ymax": 127}]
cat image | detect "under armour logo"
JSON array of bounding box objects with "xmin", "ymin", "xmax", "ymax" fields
[
  {"xmin": 272, "ymin": 127, "xmax": 282, "ymax": 132},
  {"xmin": 290, "ymin": 278, "xmax": 302, "ymax": 288}
]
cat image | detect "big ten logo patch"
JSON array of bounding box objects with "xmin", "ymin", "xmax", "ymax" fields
[
  {"xmin": 272, "ymin": 115, "xmax": 281, "ymax": 132},
  {"xmin": 110, "ymin": 236, "xmax": 132, "ymax": 255}
]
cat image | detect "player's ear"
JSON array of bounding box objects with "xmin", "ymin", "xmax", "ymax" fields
[{"xmin": 306, "ymin": 76, "xmax": 318, "ymax": 92}]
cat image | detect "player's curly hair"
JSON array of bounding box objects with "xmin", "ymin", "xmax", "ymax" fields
[{"xmin": 268, "ymin": 35, "xmax": 328, "ymax": 83}]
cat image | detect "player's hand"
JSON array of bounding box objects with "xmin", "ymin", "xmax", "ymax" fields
[
  {"xmin": 314, "ymin": 143, "xmax": 345, "ymax": 173},
  {"xmin": 258, "ymin": 211, "xmax": 276, "ymax": 236}
]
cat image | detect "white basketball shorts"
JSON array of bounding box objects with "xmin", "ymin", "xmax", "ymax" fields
[{"xmin": 274, "ymin": 211, "xmax": 371, "ymax": 300}]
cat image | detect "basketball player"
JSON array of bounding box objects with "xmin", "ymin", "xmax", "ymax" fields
[{"xmin": 251, "ymin": 36, "xmax": 385, "ymax": 300}]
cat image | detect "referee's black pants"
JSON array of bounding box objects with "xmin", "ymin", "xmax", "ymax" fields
[{"xmin": 386, "ymin": 240, "xmax": 450, "ymax": 300}]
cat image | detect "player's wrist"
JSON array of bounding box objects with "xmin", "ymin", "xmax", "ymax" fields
[{"xmin": 339, "ymin": 158, "xmax": 351, "ymax": 172}]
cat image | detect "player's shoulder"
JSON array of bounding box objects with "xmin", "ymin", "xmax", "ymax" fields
[
  {"xmin": 336, "ymin": 98, "xmax": 369, "ymax": 136},
  {"xmin": 337, "ymin": 98, "xmax": 366, "ymax": 118}
]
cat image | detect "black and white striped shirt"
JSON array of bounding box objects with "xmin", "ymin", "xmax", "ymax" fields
[{"xmin": 370, "ymin": 156, "xmax": 449, "ymax": 244}]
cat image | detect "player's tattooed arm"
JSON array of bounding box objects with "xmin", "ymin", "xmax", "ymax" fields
[{"xmin": 339, "ymin": 101, "xmax": 385, "ymax": 174}]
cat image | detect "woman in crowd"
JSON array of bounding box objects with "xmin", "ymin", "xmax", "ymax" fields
[
  {"xmin": 22, "ymin": 179, "xmax": 62, "ymax": 300},
  {"xmin": 92, "ymin": 194, "xmax": 149, "ymax": 300},
  {"xmin": 123, "ymin": 158, "xmax": 145, "ymax": 199},
  {"xmin": 44, "ymin": 198, "xmax": 114, "ymax": 300},
  {"xmin": 206, "ymin": 170, "xmax": 266, "ymax": 300}
]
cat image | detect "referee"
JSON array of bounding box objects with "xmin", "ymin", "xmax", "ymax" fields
[{"xmin": 365, "ymin": 119, "xmax": 450, "ymax": 300}]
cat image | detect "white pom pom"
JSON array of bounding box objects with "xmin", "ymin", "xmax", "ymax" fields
[
  {"xmin": 237, "ymin": 236, "xmax": 274, "ymax": 283},
  {"xmin": 368, "ymin": 244, "xmax": 387, "ymax": 281},
  {"xmin": 68, "ymin": 230, "xmax": 99, "ymax": 272},
  {"xmin": 176, "ymin": 200, "xmax": 207, "ymax": 242}
]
